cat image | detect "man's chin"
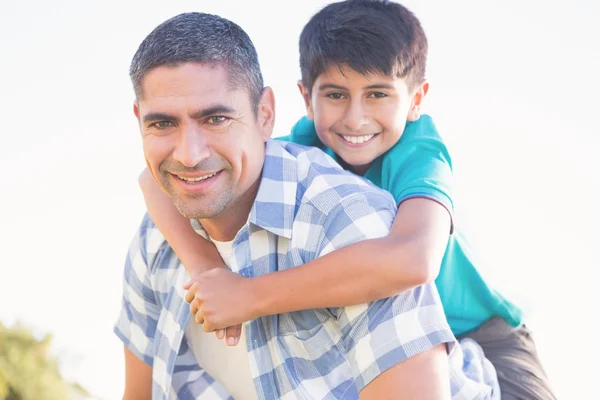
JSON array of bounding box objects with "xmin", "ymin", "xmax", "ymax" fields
[{"xmin": 173, "ymin": 201, "xmax": 217, "ymax": 220}]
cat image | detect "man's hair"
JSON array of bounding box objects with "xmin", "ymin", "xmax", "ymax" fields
[
  {"xmin": 130, "ymin": 12, "xmax": 264, "ymax": 113},
  {"xmin": 300, "ymin": 0, "xmax": 427, "ymax": 94}
]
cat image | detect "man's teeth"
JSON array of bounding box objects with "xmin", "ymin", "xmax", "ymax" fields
[
  {"xmin": 178, "ymin": 173, "xmax": 216, "ymax": 182},
  {"xmin": 341, "ymin": 134, "xmax": 375, "ymax": 144}
]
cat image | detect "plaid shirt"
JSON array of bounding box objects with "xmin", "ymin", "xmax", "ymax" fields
[{"xmin": 115, "ymin": 140, "xmax": 498, "ymax": 400}]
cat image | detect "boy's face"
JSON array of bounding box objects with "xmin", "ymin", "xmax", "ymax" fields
[{"xmin": 299, "ymin": 65, "xmax": 427, "ymax": 174}]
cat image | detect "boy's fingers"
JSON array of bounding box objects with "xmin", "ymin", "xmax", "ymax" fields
[
  {"xmin": 190, "ymin": 300, "xmax": 199, "ymax": 315},
  {"xmin": 215, "ymin": 329, "xmax": 225, "ymax": 340},
  {"xmin": 184, "ymin": 285, "xmax": 197, "ymax": 303},
  {"xmin": 183, "ymin": 280, "xmax": 194, "ymax": 291},
  {"xmin": 226, "ymin": 324, "xmax": 242, "ymax": 346}
]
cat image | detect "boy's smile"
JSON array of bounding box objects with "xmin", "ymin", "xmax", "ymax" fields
[{"xmin": 299, "ymin": 64, "xmax": 427, "ymax": 175}]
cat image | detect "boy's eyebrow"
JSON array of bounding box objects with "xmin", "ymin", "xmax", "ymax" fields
[
  {"xmin": 318, "ymin": 83, "xmax": 397, "ymax": 91},
  {"xmin": 318, "ymin": 84, "xmax": 348, "ymax": 91},
  {"xmin": 363, "ymin": 83, "xmax": 396, "ymax": 90}
]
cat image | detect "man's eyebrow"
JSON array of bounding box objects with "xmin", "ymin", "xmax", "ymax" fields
[
  {"xmin": 142, "ymin": 112, "xmax": 177, "ymax": 124},
  {"xmin": 190, "ymin": 105, "xmax": 236, "ymax": 119}
]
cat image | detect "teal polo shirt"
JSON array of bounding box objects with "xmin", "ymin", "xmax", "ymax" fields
[{"xmin": 277, "ymin": 115, "xmax": 522, "ymax": 336}]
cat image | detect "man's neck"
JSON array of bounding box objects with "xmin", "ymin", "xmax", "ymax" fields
[{"xmin": 199, "ymin": 177, "xmax": 261, "ymax": 242}]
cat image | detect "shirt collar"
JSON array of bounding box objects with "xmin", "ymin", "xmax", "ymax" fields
[
  {"xmin": 248, "ymin": 140, "xmax": 298, "ymax": 239},
  {"xmin": 191, "ymin": 140, "xmax": 298, "ymax": 240}
]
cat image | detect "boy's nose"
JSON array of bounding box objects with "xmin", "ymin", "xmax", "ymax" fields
[
  {"xmin": 172, "ymin": 125, "xmax": 211, "ymax": 168},
  {"xmin": 342, "ymin": 100, "xmax": 369, "ymax": 131}
]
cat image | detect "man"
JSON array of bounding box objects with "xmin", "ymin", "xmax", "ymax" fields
[{"xmin": 115, "ymin": 12, "xmax": 496, "ymax": 400}]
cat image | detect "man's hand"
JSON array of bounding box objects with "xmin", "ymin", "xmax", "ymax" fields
[{"xmin": 184, "ymin": 268, "xmax": 257, "ymax": 345}]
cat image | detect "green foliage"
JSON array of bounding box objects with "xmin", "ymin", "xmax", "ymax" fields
[{"xmin": 0, "ymin": 322, "xmax": 88, "ymax": 400}]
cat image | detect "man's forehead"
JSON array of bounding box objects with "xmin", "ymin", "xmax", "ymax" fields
[{"xmin": 138, "ymin": 62, "xmax": 242, "ymax": 101}]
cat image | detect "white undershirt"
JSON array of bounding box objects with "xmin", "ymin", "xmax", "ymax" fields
[{"xmin": 184, "ymin": 238, "xmax": 257, "ymax": 400}]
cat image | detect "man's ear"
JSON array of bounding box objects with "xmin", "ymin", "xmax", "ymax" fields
[
  {"xmin": 133, "ymin": 101, "xmax": 141, "ymax": 121},
  {"xmin": 297, "ymin": 80, "xmax": 314, "ymax": 120},
  {"xmin": 407, "ymin": 81, "xmax": 429, "ymax": 121},
  {"xmin": 257, "ymin": 87, "xmax": 276, "ymax": 141}
]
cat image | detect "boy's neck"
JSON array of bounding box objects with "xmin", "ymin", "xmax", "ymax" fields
[{"xmin": 339, "ymin": 158, "xmax": 371, "ymax": 176}]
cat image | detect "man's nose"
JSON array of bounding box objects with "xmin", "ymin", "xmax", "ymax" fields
[
  {"xmin": 172, "ymin": 124, "xmax": 211, "ymax": 168},
  {"xmin": 342, "ymin": 99, "xmax": 369, "ymax": 132}
]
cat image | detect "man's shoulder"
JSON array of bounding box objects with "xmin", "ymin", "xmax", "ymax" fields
[
  {"xmin": 131, "ymin": 213, "xmax": 175, "ymax": 273},
  {"xmin": 267, "ymin": 140, "xmax": 395, "ymax": 216}
]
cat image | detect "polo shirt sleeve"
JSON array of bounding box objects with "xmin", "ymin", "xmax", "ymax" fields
[
  {"xmin": 381, "ymin": 115, "xmax": 455, "ymax": 231},
  {"xmin": 316, "ymin": 192, "xmax": 455, "ymax": 393},
  {"xmin": 275, "ymin": 116, "xmax": 324, "ymax": 147},
  {"xmin": 114, "ymin": 214, "xmax": 161, "ymax": 366}
]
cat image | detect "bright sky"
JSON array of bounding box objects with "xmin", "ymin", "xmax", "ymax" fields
[{"xmin": 1, "ymin": 0, "xmax": 598, "ymax": 399}]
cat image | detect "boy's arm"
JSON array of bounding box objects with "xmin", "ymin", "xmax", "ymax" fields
[
  {"xmin": 138, "ymin": 169, "xmax": 227, "ymax": 279},
  {"xmin": 252, "ymin": 196, "xmax": 450, "ymax": 315}
]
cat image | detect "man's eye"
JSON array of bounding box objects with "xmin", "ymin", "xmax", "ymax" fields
[
  {"xmin": 151, "ymin": 121, "xmax": 174, "ymax": 129},
  {"xmin": 369, "ymin": 92, "xmax": 388, "ymax": 98},
  {"xmin": 207, "ymin": 116, "xmax": 227, "ymax": 124},
  {"xmin": 326, "ymin": 93, "xmax": 345, "ymax": 100}
]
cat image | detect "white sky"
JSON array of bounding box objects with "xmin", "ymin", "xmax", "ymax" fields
[{"xmin": 1, "ymin": 0, "xmax": 598, "ymax": 399}]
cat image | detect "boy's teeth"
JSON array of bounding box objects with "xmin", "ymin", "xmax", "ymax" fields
[
  {"xmin": 178, "ymin": 173, "xmax": 216, "ymax": 182},
  {"xmin": 341, "ymin": 134, "xmax": 374, "ymax": 144}
]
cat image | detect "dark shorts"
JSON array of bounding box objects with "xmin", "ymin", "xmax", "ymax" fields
[{"xmin": 458, "ymin": 317, "xmax": 557, "ymax": 400}]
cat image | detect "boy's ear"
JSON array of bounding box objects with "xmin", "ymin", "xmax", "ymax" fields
[
  {"xmin": 257, "ymin": 86, "xmax": 276, "ymax": 141},
  {"xmin": 297, "ymin": 80, "xmax": 315, "ymax": 120},
  {"xmin": 407, "ymin": 81, "xmax": 429, "ymax": 121}
]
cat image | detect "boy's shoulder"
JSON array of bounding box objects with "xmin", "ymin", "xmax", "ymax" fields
[
  {"xmin": 380, "ymin": 114, "xmax": 452, "ymax": 168},
  {"xmin": 265, "ymin": 140, "xmax": 396, "ymax": 216}
]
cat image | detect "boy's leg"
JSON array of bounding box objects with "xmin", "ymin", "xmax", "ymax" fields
[{"xmin": 458, "ymin": 317, "xmax": 556, "ymax": 400}]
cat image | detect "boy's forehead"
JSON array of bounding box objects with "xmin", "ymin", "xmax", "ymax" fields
[{"xmin": 315, "ymin": 64, "xmax": 408, "ymax": 89}]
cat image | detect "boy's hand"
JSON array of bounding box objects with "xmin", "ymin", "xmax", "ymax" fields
[
  {"xmin": 213, "ymin": 325, "xmax": 243, "ymax": 347},
  {"xmin": 184, "ymin": 268, "xmax": 257, "ymax": 343}
]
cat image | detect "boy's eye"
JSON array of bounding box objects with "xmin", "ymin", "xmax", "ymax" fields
[
  {"xmin": 369, "ymin": 92, "xmax": 388, "ymax": 98},
  {"xmin": 326, "ymin": 92, "xmax": 345, "ymax": 100},
  {"xmin": 207, "ymin": 116, "xmax": 228, "ymax": 124}
]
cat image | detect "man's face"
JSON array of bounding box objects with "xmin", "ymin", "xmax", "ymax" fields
[
  {"xmin": 134, "ymin": 63, "xmax": 273, "ymax": 236},
  {"xmin": 300, "ymin": 65, "xmax": 427, "ymax": 175}
]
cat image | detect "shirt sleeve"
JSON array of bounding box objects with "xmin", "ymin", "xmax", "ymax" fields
[
  {"xmin": 381, "ymin": 115, "xmax": 455, "ymax": 231},
  {"xmin": 316, "ymin": 192, "xmax": 455, "ymax": 392},
  {"xmin": 114, "ymin": 214, "xmax": 161, "ymax": 366}
]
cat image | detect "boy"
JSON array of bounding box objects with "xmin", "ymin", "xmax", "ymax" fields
[{"xmin": 140, "ymin": 1, "xmax": 555, "ymax": 398}]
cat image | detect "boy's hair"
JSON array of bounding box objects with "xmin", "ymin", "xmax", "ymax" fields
[
  {"xmin": 130, "ymin": 12, "xmax": 264, "ymax": 113},
  {"xmin": 300, "ymin": 0, "xmax": 427, "ymax": 94}
]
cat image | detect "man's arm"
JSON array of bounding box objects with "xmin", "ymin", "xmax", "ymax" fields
[
  {"xmin": 114, "ymin": 215, "xmax": 162, "ymax": 399},
  {"xmin": 123, "ymin": 347, "xmax": 152, "ymax": 400},
  {"xmin": 360, "ymin": 344, "xmax": 450, "ymax": 400}
]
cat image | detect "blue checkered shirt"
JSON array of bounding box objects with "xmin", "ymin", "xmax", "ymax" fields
[{"xmin": 115, "ymin": 140, "xmax": 499, "ymax": 399}]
